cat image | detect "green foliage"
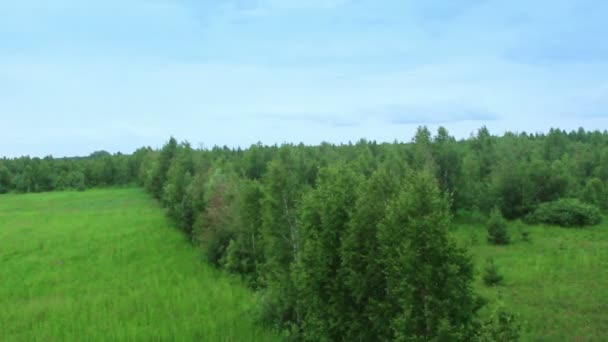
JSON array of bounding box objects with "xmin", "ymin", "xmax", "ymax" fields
[
  {"xmin": 195, "ymin": 167, "xmax": 240, "ymax": 266},
  {"xmin": 582, "ymin": 177, "xmax": 606, "ymax": 209},
  {"xmin": 525, "ymin": 198, "xmax": 602, "ymax": 227},
  {"xmin": 410, "ymin": 125, "xmax": 436, "ymax": 171},
  {"xmin": 338, "ymin": 165, "xmax": 401, "ymax": 340},
  {"xmin": 487, "ymin": 207, "xmax": 510, "ymax": 245},
  {"xmin": 378, "ymin": 171, "xmax": 480, "ymax": 341},
  {"xmin": 162, "ymin": 142, "xmax": 195, "ymax": 222},
  {"xmin": 258, "ymin": 147, "xmax": 311, "ymax": 330},
  {"xmin": 483, "ymin": 258, "xmax": 504, "ymax": 287},
  {"xmin": 223, "ymin": 179, "xmax": 265, "ymax": 285},
  {"xmin": 180, "ymin": 171, "xmax": 208, "ymax": 238},
  {"xmin": 472, "ymin": 126, "xmax": 496, "ymax": 180},
  {"xmin": 294, "ymin": 163, "xmax": 362, "ymax": 340},
  {"xmin": 150, "ymin": 137, "xmax": 178, "ymax": 199},
  {"xmin": 72, "ymin": 171, "xmax": 86, "ymax": 191},
  {"xmin": 0, "ymin": 163, "xmax": 12, "ymax": 194},
  {"xmin": 433, "ymin": 126, "xmax": 461, "ymax": 201},
  {"xmin": 477, "ymin": 306, "xmax": 520, "ymax": 341},
  {"xmin": 457, "ymin": 153, "xmax": 493, "ymax": 213}
]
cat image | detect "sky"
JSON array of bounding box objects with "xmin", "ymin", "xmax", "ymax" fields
[{"xmin": 1, "ymin": 0, "xmax": 608, "ymax": 157}]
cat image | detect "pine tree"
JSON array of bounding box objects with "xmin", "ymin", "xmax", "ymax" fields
[
  {"xmin": 487, "ymin": 207, "xmax": 510, "ymax": 245},
  {"xmin": 483, "ymin": 258, "xmax": 504, "ymax": 287}
]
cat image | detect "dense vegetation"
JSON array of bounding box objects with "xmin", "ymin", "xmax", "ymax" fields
[
  {"xmin": 0, "ymin": 188, "xmax": 280, "ymax": 341},
  {"xmin": 524, "ymin": 198, "xmax": 602, "ymax": 227},
  {"xmin": 3, "ymin": 126, "xmax": 608, "ymax": 340},
  {"xmin": 0, "ymin": 150, "xmax": 137, "ymax": 193}
]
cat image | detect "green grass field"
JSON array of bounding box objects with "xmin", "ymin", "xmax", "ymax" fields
[
  {"xmin": 453, "ymin": 220, "xmax": 608, "ymax": 341},
  {"xmin": 0, "ymin": 188, "xmax": 280, "ymax": 341}
]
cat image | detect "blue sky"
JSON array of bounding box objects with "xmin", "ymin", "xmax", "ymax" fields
[{"xmin": 1, "ymin": 0, "xmax": 608, "ymax": 157}]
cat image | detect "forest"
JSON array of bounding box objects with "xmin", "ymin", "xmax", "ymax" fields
[{"xmin": 2, "ymin": 126, "xmax": 607, "ymax": 340}]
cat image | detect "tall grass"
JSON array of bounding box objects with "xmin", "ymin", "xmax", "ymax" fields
[{"xmin": 0, "ymin": 188, "xmax": 280, "ymax": 341}]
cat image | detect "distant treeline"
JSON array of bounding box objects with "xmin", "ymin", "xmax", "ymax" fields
[
  {"xmin": 2, "ymin": 127, "xmax": 607, "ymax": 217},
  {"xmin": 0, "ymin": 150, "xmax": 137, "ymax": 193},
  {"xmin": 3, "ymin": 126, "xmax": 608, "ymax": 340}
]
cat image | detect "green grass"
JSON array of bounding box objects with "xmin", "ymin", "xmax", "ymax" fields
[
  {"xmin": 0, "ymin": 188, "xmax": 280, "ymax": 342},
  {"xmin": 453, "ymin": 219, "xmax": 608, "ymax": 341}
]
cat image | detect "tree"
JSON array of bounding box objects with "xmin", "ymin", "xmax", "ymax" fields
[
  {"xmin": 13, "ymin": 164, "xmax": 34, "ymax": 193},
  {"xmin": 294, "ymin": 163, "xmax": 362, "ymax": 340},
  {"xmin": 339, "ymin": 165, "xmax": 401, "ymax": 340},
  {"xmin": 582, "ymin": 177, "xmax": 606, "ymax": 209},
  {"xmin": 433, "ymin": 127, "xmax": 461, "ymax": 201},
  {"xmin": 483, "ymin": 258, "xmax": 504, "ymax": 286},
  {"xmin": 491, "ymin": 157, "xmax": 530, "ymax": 219},
  {"xmin": 162, "ymin": 142, "xmax": 195, "ymax": 223},
  {"xmin": 487, "ymin": 207, "xmax": 509, "ymax": 245},
  {"xmin": 471, "ymin": 126, "xmax": 495, "ymax": 180},
  {"xmin": 180, "ymin": 169, "xmax": 209, "ymax": 239},
  {"xmin": 139, "ymin": 150, "xmax": 160, "ymax": 190},
  {"xmin": 410, "ymin": 126, "xmax": 436, "ymax": 172},
  {"xmin": 457, "ymin": 152, "xmax": 491, "ymax": 213},
  {"xmin": 543, "ymin": 128, "xmax": 568, "ymax": 161},
  {"xmin": 258, "ymin": 147, "xmax": 311, "ymax": 331},
  {"xmin": 0, "ymin": 162, "xmax": 11, "ymax": 193},
  {"xmin": 242, "ymin": 142, "xmax": 272, "ymax": 180},
  {"xmin": 150, "ymin": 137, "xmax": 178, "ymax": 199},
  {"xmin": 194, "ymin": 166, "xmax": 240, "ymax": 266},
  {"xmin": 223, "ymin": 179, "xmax": 265, "ymax": 285},
  {"xmin": 378, "ymin": 171, "xmax": 481, "ymax": 341}
]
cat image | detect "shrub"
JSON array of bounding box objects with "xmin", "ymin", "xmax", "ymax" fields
[
  {"xmin": 524, "ymin": 198, "xmax": 601, "ymax": 227},
  {"xmin": 477, "ymin": 306, "xmax": 521, "ymax": 341},
  {"xmin": 483, "ymin": 258, "xmax": 503, "ymax": 287},
  {"xmin": 487, "ymin": 207, "xmax": 509, "ymax": 245}
]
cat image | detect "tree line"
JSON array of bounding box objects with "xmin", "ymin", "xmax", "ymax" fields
[
  {"xmin": 3, "ymin": 126, "xmax": 608, "ymax": 340},
  {"xmin": 0, "ymin": 150, "xmax": 139, "ymax": 193}
]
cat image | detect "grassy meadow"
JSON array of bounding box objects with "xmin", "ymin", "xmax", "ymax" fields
[
  {"xmin": 453, "ymin": 220, "xmax": 608, "ymax": 341},
  {"xmin": 0, "ymin": 188, "xmax": 280, "ymax": 341}
]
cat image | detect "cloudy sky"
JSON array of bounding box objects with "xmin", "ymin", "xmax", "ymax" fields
[{"xmin": 1, "ymin": 0, "xmax": 608, "ymax": 157}]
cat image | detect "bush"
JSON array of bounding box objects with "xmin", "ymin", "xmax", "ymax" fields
[
  {"xmin": 483, "ymin": 258, "xmax": 503, "ymax": 287},
  {"xmin": 487, "ymin": 207, "xmax": 509, "ymax": 245},
  {"xmin": 524, "ymin": 198, "xmax": 601, "ymax": 227},
  {"xmin": 477, "ymin": 306, "xmax": 521, "ymax": 341}
]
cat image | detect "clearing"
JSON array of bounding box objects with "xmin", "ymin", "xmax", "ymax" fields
[
  {"xmin": 0, "ymin": 188, "xmax": 280, "ymax": 341},
  {"xmin": 454, "ymin": 219, "xmax": 608, "ymax": 341}
]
